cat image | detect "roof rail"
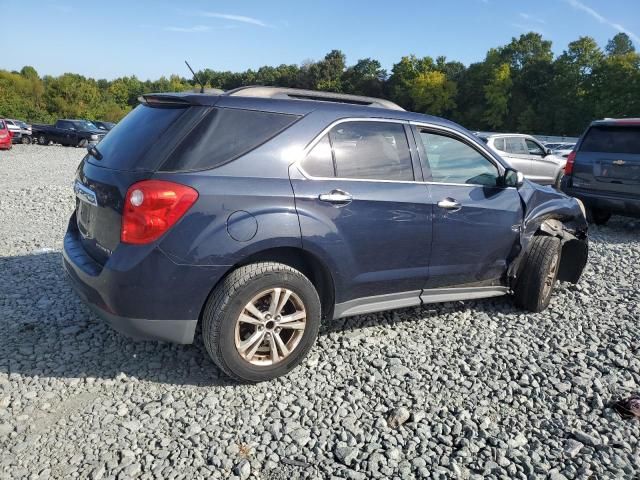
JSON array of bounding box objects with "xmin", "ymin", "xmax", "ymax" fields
[{"xmin": 224, "ymin": 86, "xmax": 405, "ymax": 111}]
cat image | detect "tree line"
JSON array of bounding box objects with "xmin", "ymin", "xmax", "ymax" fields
[{"xmin": 0, "ymin": 32, "xmax": 638, "ymax": 135}]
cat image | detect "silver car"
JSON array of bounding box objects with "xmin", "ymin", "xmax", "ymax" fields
[{"xmin": 479, "ymin": 133, "xmax": 566, "ymax": 187}]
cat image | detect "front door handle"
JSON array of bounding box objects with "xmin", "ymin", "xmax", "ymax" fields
[
  {"xmin": 437, "ymin": 198, "xmax": 462, "ymax": 212},
  {"xmin": 319, "ymin": 189, "xmax": 352, "ymax": 206}
]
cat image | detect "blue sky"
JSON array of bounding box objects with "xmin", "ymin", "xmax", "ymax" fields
[{"xmin": 2, "ymin": 0, "xmax": 639, "ymax": 80}]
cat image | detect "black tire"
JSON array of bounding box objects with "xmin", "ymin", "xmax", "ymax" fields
[
  {"xmin": 514, "ymin": 235, "xmax": 561, "ymax": 313},
  {"xmin": 586, "ymin": 208, "xmax": 611, "ymax": 225},
  {"xmin": 553, "ymin": 171, "xmax": 564, "ymax": 190},
  {"xmin": 37, "ymin": 135, "xmax": 48, "ymax": 145},
  {"xmin": 77, "ymin": 139, "xmax": 88, "ymax": 148},
  {"xmin": 21, "ymin": 136, "xmax": 32, "ymax": 145},
  {"xmin": 202, "ymin": 262, "xmax": 321, "ymax": 383}
]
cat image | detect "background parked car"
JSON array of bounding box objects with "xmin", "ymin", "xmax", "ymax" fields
[
  {"xmin": 478, "ymin": 133, "xmax": 566, "ymax": 187},
  {"xmin": 32, "ymin": 119, "xmax": 106, "ymax": 147},
  {"xmin": 5, "ymin": 119, "xmax": 32, "ymax": 144},
  {"xmin": 552, "ymin": 143, "xmax": 576, "ymax": 158},
  {"xmin": 92, "ymin": 121, "xmax": 116, "ymax": 131},
  {"xmin": 0, "ymin": 120, "xmax": 13, "ymax": 150},
  {"xmin": 4, "ymin": 119, "xmax": 24, "ymax": 144},
  {"xmin": 561, "ymin": 118, "xmax": 640, "ymax": 224}
]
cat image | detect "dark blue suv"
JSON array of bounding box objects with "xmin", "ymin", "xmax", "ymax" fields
[
  {"xmin": 561, "ymin": 118, "xmax": 640, "ymax": 225},
  {"xmin": 63, "ymin": 87, "xmax": 588, "ymax": 382}
]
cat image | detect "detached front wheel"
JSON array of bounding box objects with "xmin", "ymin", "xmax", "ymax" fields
[
  {"xmin": 202, "ymin": 262, "xmax": 321, "ymax": 383},
  {"xmin": 514, "ymin": 235, "xmax": 561, "ymax": 312}
]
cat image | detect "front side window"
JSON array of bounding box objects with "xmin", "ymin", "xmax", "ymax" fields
[
  {"xmin": 416, "ymin": 130, "xmax": 499, "ymax": 187},
  {"xmin": 525, "ymin": 139, "xmax": 545, "ymax": 155},
  {"xmin": 328, "ymin": 121, "xmax": 414, "ymax": 181},
  {"xmin": 505, "ymin": 137, "xmax": 528, "ymax": 155}
]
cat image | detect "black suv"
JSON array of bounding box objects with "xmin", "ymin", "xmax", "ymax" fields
[
  {"xmin": 562, "ymin": 118, "xmax": 640, "ymax": 224},
  {"xmin": 63, "ymin": 87, "xmax": 588, "ymax": 382}
]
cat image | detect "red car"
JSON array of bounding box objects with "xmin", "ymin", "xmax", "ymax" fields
[{"xmin": 0, "ymin": 120, "xmax": 12, "ymax": 150}]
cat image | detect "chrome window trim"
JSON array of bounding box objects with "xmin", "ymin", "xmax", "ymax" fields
[{"xmin": 294, "ymin": 117, "xmax": 516, "ymax": 189}]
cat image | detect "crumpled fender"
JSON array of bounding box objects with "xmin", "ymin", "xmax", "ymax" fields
[{"xmin": 508, "ymin": 181, "xmax": 589, "ymax": 285}]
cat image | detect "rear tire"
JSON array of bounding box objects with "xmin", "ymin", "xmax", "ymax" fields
[
  {"xmin": 202, "ymin": 262, "xmax": 321, "ymax": 383},
  {"xmin": 514, "ymin": 235, "xmax": 561, "ymax": 312},
  {"xmin": 553, "ymin": 171, "xmax": 564, "ymax": 189},
  {"xmin": 586, "ymin": 208, "xmax": 611, "ymax": 225},
  {"xmin": 37, "ymin": 135, "xmax": 48, "ymax": 145}
]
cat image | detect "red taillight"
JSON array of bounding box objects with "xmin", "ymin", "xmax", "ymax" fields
[
  {"xmin": 121, "ymin": 180, "xmax": 198, "ymax": 245},
  {"xmin": 564, "ymin": 151, "xmax": 576, "ymax": 175}
]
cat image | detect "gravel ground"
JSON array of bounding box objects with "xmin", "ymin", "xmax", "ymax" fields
[{"xmin": 1, "ymin": 144, "xmax": 639, "ymax": 480}]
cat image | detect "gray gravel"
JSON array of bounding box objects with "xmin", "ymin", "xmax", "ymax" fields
[{"xmin": 1, "ymin": 144, "xmax": 639, "ymax": 479}]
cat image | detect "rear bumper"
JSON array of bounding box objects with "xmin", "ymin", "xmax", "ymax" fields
[
  {"xmin": 561, "ymin": 179, "xmax": 640, "ymax": 217},
  {"xmin": 62, "ymin": 216, "xmax": 228, "ymax": 344}
]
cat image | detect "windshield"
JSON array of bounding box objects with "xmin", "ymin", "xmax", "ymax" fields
[
  {"xmin": 0, "ymin": 120, "xmax": 5, "ymax": 129},
  {"xmin": 72, "ymin": 120, "xmax": 98, "ymax": 130}
]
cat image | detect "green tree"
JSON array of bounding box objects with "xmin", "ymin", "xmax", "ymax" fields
[
  {"xmin": 410, "ymin": 71, "xmax": 457, "ymax": 115},
  {"xmin": 483, "ymin": 63, "xmax": 512, "ymax": 129},
  {"xmin": 606, "ymin": 33, "xmax": 635, "ymax": 56}
]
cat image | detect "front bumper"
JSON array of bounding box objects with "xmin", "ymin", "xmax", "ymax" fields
[
  {"xmin": 562, "ymin": 179, "xmax": 640, "ymax": 218},
  {"xmin": 62, "ymin": 216, "xmax": 227, "ymax": 344}
]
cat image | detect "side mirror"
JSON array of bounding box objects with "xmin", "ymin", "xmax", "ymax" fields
[
  {"xmin": 503, "ymin": 168, "xmax": 524, "ymax": 188},
  {"xmin": 545, "ymin": 148, "xmax": 552, "ymax": 156}
]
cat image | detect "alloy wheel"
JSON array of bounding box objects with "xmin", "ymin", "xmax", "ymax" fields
[{"xmin": 234, "ymin": 288, "xmax": 307, "ymax": 366}]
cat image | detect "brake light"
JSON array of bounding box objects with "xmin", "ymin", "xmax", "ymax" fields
[
  {"xmin": 564, "ymin": 151, "xmax": 576, "ymax": 175},
  {"xmin": 121, "ymin": 180, "xmax": 198, "ymax": 244}
]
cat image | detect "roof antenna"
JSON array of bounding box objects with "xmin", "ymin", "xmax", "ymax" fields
[{"xmin": 185, "ymin": 60, "xmax": 205, "ymax": 93}]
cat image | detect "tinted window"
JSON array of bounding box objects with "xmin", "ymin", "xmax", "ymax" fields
[
  {"xmin": 525, "ymin": 139, "xmax": 545, "ymax": 155},
  {"xmin": 506, "ymin": 137, "xmax": 528, "ymax": 155},
  {"xmin": 493, "ymin": 138, "xmax": 506, "ymax": 151},
  {"xmin": 0, "ymin": 121, "xmax": 5, "ymax": 128},
  {"xmin": 91, "ymin": 105, "xmax": 187, "ymax": 170},
  {"xmin": 581, "ymin": 126, "xmax": 640, "ymax": 154},
  {"xmin": 417, "ymin": 131, "xmax": 499, "ymax": 187},
  {"xmin": 329, "ymin": 122, "xmax": 414, "ymax": 181},
  {"xmin": 162, "ymin": 108, "xmax": 299, "ymax": 171},
  {"xmin": 302, "ymin": 135, "xmax": 335, "ymax": 177}
]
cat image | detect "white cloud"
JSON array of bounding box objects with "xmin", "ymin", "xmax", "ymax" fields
[
  {"xmin": 165, "ymin": 25, "xmax": 211, "ymax": 33},
  {"xmin": 519, "ymin": 13, "xmax": 545, "ymax": 24},
  {"xmin": 566, "ymin": 0, "xmax": 640, "ymax": 44},
  {"xmin": 198, "ymin": 12, "xmax": 270, "ymax": 28}
]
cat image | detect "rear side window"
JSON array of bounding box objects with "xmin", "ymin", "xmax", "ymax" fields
[
  {"xmin": 505, "ymin": 137, "xmax": 528, "ymax": 155},
  {"xmin": 162, "ymin": 108, "xmax": 299, "ymax": 171},
  {"xmin": 329, "ymin": 122, "xmax": 414, "ymax": 181},
  {"xmin": 581, "ymin": 126, "xmax": 640, "ymax": 154},
  {"xmin": 302, "ymin": 135, "xmax": 335, "ymax": 177},
  {"xmin": 493, "ymin": 138, "xmax": 506, "ymax": 151},
  {"xmin": 91, "ymin": 105, "xmax": 187, "ymax": 170}
]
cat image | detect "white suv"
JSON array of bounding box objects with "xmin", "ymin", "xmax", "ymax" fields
[{"xmin": 477, "ymin": 133, "xmax": 566, "ymax": 187}]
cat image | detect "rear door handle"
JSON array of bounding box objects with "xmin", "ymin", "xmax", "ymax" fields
[
  {"xmin": 319, "ymin": 190, "xmax": 352, "ymax": 206},
  {"xmin": 437, "ymin": 198, "xmax": 462, "ymax": 212}
]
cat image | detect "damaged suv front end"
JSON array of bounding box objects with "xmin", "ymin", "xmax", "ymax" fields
[{"xmin": 510, "ymin": 180, "xmax": 589, "ymax": 288}]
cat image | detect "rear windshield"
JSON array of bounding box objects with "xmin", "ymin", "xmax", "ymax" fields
[
  {"xmin": 160, "ymin": 108, "xmax": 299, "ymax": 171},
  {"xmin": 92, "ymin": 105, "xmax": 187, "ymax": 170},
  {"xmin": 581, "ymin": 125, "xmax": 640, "ymax": 154}
]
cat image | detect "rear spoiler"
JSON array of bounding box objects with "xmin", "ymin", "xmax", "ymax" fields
[{"xmin": 137, "ymin": 94, "xmax": 193, "ymax": 107}]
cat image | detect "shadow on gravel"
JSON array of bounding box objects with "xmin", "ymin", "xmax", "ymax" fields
[{"xmin": 0, "ymin": 252, "xmax": 235, "ymax": 387}]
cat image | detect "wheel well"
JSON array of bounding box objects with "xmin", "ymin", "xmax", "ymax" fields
[{"xmin": 200, "ymin": 247, "xmax": 336, "ymax": 322}]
